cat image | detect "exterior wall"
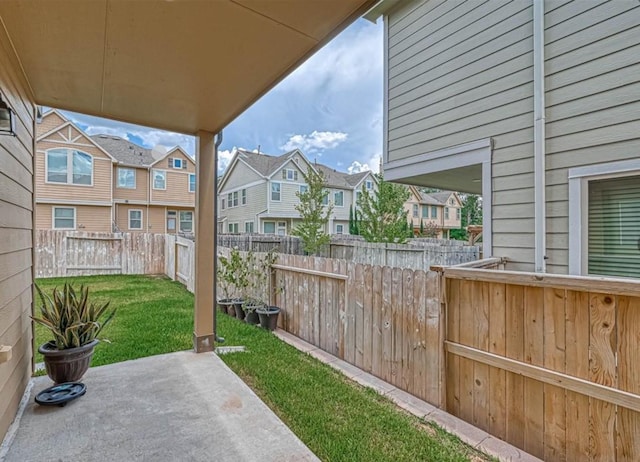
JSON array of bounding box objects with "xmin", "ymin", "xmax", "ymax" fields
[
  {"xmin": 386, "ymin": 0, "xmax": 640, "ymax": 272},
  {"xmin": 148, "ymin": 205, "xmax": 166, "ymax": 234},
  {"xmin": 219, "ymin": 182, "xmax": 267, "ymax": 231},
  {"xmin": 0, "ymin": 26, "xmax": 35, "ymax": 442},
  {"xmin": 36, "ymin": 203, "xmax": 112, "ymax": 232},
  {"xmin": 150, "ymin": 168, "xmax": 195, "ymax": 206},
  {"xmin": 329, "ymin": 188, "xmax": 353, "ymax": 221},
  {"xmin": 221, "ymin": 160, "xmax": 262, "ymax": 190},
  {"xmin": 113, "ymin": 166, "xmax": 149, "ymax": 202},
  {"xmin": 36, "ymin": 111, "xmax": 66, "ymax": 135},
  {"xmin": 36, "ymin": 131, "xmax": 113, "ymax": 204}
]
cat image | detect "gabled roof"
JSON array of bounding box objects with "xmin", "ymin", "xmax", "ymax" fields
[
  {"xmin": 151, "ymin": 146, "xmax": 196, "ymax": 167},
  {"xmin": 91, "ymin": 135, "xmax": 156, "ymax": 167},
  {"xmin": 408, "ymin": 186, "xmax": 459, "ymax": 206}
]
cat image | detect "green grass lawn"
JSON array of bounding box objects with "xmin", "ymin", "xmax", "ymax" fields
[{"xmin": 35, "ymin": 275, "xmax": 492, "ymax": 462}]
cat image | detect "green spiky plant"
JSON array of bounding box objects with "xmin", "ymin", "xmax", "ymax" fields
[{"xmin": 33, "ymin": 283, "xmax": 116, "ymax": 350}]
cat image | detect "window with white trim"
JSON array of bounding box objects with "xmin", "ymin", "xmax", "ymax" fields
[
  {"xmin": 241, "ymin": 189, "xmax": 246, "ymax": 205},
  {"xmin": 169, "ymin": 157, "xmax": 186, "ymax": 169},
  {"xmin": 53, "ymin": 207, "xmax": 75, "ymax": 229},
  {"xmin": 179, "ymin": 211, "xmax": 193, "ymax": 232},
  {"xmin": 153, "ymin": 170, "xmax": 166, "ymax": 189},
  {"xmin": 421, "ymin": 205, "xmax": 428, "ymax": 218},
  {"xmin": 365, "ymin": 180, "xmax": 373, "ymax": 190},
  {"xmin": 173, "ymin": 158, "xmax": 183, "ymax": 169},
  {"xmin": 336, "ymin": 224, "xmax": 344, "ymax": 234},
  {"xmin": 277, "ymin": 221, "xmax": 287, "ymax": 236},
  {"xmin": 117, "ymin": 167, "xmax": 136, "ymax": 189},
  {"xmin": 445, "ymin": 207, "xmax": 450, "ymax": 219},
  {"xmin": 299, "ymin": 185, "xmax": 308, "ymax": 195},
  {"xmin": 264, "ymin": 221, "xmax": 276, "ymax": 234},
  {"xmin": 221, "ymin": 198, "xmax": 225, "ymax": 210},
  {"xmin": 456, "ymin": 208, "xmax": 461, "ymax": 220},
  {"xmin": 271, "ymin": 182, "xmax": 281, "ymax": 201},
  {"xmin": 322, "ymin": 190, "xmax": 329, "ymax": 206},
  {"xmin": 283, "ymin": 169, "xmax": 298, "ymax": 181},
  {"xmin": 245, "ymin": 221, "xmax": 254, "ymax": 233},
  {"xmin": 129, "ymin": 209, "xmax": 143, "ymax": 230},
  {"xmin": 189, "ymin": 174, "xmax": 196, "ymax": 192},
  {"xmin": 412, "ymin": 204, "xmax": 418, "ymax": 218},
  {"xmin": 46, "ymin": 149, "xmax": 93, "ymax": 185},
  {"xmin": 334, "ymin": 191, "xmax": 344, "ymax": 207},
  {"xmin": 228, "ymin": 222, "xmax": 239, "ymax": 234},
  {"xmin": 431, "ymin": 206, "xmax": 438, "ymax": 219}
]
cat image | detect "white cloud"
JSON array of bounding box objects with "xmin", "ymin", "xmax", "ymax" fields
[
  {"xmin": 347, "ymin": 154, "xmax": 381, "ymax": 175},
  {"xmin": 218, "ymin": 148, "xmax": 237, "ymax": 173},
  {"xmin": 280, "ymin": 131, "xmax": 348, "ymax": 154}
]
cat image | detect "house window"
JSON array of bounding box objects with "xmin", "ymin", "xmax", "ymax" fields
[
  {"xmin": 167, "ymin": 210, "xmax": 177, "ymax": 231},
  {"xmin": 456, "ymin": 208, "xmax": 461, "ymax": 220},
  {"xmin": 46, "ymin": 148, "xmax": 92, "ymax": 185},
  {"xmin": 587, "ymin": 175, "xmax": 640, "ymax": 278},
  {"xmin": 322, "ymin": 190, "xmax": 329, "ymax": 205},
  {"xmin": 445, "ymin": 207, "xmax": 450, "ymax": 219},
  {"xmin": 283, "ymin": 169, "xmax": 298, "ymax": 181},
  {"xmin": 271, "ymin": 182, "xmax": 281, "ymax": 201},
  {"xmin": 129, "ymin": 209, "xmax": 143, "ymax": 230},
  {"xmin": 172, "ymin": 158, "xmax": 183, "ymax": 169},
  {"xmin": 263, "ymin": 221, "xmax": 276, "ymax": 234},
  {"xmin": 450, "ymin": 198, "xmax": 455, "ymax": 205},
  {"xmin": 412, "ymin": 204, "xmax": 418, "ymax": 218},
  {"xmin": 431, "ymin": 206, "xmax": 438, "ymax": 219},
  {"xmin": 179, "ymin": 211, "xmax": 193, "ymax": 232},
  {"xmin": 117, "ymin": 167, "xmax": 136, "ymax": 189},
  {"xmin": 169, "ymin": 157, "xmax": 186, "ymax": 169},
  {"xmin": 336, "ymin": 224, "xmax": 344, "ymax": 234},
  {"xmin": 334, "ymin": 191, "xmax": 344, "ymax": 207},
  {"xmin": 153, "ymin": 170, "xmax": 166, "ymax": 189},
  {"xmin": 221, "ymin": 198, "xmax": 225, "ymax": 210},
  {"xmin": 277, "ymin": 221, "xmax": 287, "ymax": 236},
  {"xmin": 245, "ymin": 221, "xmax": 254, "ymax": 233},
  {"xmin": 53, "ymin": 207, "xmax": 75, "ymax": 229},
  {"xmin": 421, "ymin": 205, "xmax": 428, "ymax": 218},
  {"xmin": 241, "ymin": 189, "xmax": 246, "ymax": 205},
  {"xmin": 356, "ymin": 191, "xmax": 361, "ymax": 203},
  {"xmin": 233, "ymin": 191, "xmax": 238, "ymax": 207},
  {"xmin": 299, "ymin": 185, "xmax": 308, "ymax": 195},
  {"xmin": 228, "ymin": 222, "xmax": 239, "ymax": 234},
  {"xmin": 366, "ymin": 180, "xmax": 373, "ymax": 190},
  {"xmin": 189, "ymin": 174, "xmax": 196, "ymax": 193}
]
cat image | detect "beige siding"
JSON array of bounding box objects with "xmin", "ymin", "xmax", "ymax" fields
[
  {"xmin": 150, "ymin": 169, "xmax": 195, "ymax": 206},
  {"xmin": 113, "ymin": 166, "xmax": 149, "ymax": 202},
  {"xmin": 116, "ymin": 204, "xmax": 147, "ymax": 233},
  {"xmin": 36, "ymin": 132, "xmax": 113, "ymax": 203},
  {"xmin": 219, "ymin": 182, "xmax": 267, "ymax": 231},
  {"xmin": 36, "ymin": 204, "xmax": 112, "ymax": 232},
  {"xmin": 36, "ymin": 111, "xmax": 66, "ymax": 137},
  {"xmin": 156, "ymin": 149, "xmax": 195, "ymax": 174},
  {"xmin": 0, "ymin": 24, "xmax": 35, "ymax": 442},
  {"xmin": 148, "ymin": 206, "xmax": 166, "ymax": 234}
]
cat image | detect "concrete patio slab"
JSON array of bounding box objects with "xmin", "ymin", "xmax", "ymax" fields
[{"xmin": 2, "ymin": 351, "xmax": 318, "ymax": 462}]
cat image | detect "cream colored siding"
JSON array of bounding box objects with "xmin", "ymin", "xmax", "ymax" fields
[
  {"xmin": 222, "ymin": 160, "xmax": 262, "ymax": 190},
  {"xmin": 36, "ymin": 136, "xmax": 113, "ymax": 202},
  {"xmin": 159, "ymin": 149, "xmax": 195, "ymax": 174},
  {"xmin": 113, "ymin": 166, "xmax": 149, "ymax": 202},
  {"xmin": 36, "ymin": 204, "xmax": 112, "ymax": 232},
  {"xmin": 330, "ymin": 188, "xmax": 351, "ymax": 221},
  {"xmin": 148, "ymin": 206, "xmax": 166, "ymax": 233},
  {"xmin": 219, "ymin": 182, "xmax": 267, "ymax": 229},
  {"xmin": 36, "ymin": 112, "xmax": 66, "ymax": 136},
  {"xmin": 151, "ymin": 169, "xmax": 195, "ymax": 206},
  {"xmin": 0, "ymin": 26, "xmax": 35, "ymax": 442}
]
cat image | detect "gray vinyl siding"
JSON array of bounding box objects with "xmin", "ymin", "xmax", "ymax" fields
[
  {"xmin": 0, "ymin": 27, "xmax": 35, "ymax": 441},
  {"xmin": 219, "ymin": 182, "xmax": 266, "ymax": 231},
  {"xmin": 222, "ymin": 160, "xmax": 262, "ymax": 190},
  {"xmin": 386, "ymin": 0, "xmax": 640, "ymax": 273},
  {"xmin": 268, "ymin": 161, "xmax": 309, "ymax": 214}
]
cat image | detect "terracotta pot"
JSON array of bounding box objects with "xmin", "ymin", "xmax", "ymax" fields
[
  {"xmin": 256, "ymin": 306, "xmax": 280, "ymax": 331},
  {"xmin": 39, "ymin": 339, "xmax": 98, "ymax": 384}
]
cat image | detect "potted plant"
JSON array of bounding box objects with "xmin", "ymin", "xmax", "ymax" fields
[
  {"xmin": 33, "ymin": 284, "xmax": 115, "ymax": 384},
  {"xmin": 231, "ymin": 247, "xmax": 250, "ymax": 320},
  {"xmin": 243, "ymin": 250, "xmax": 277, "ymax": 325},
  {"xmin": 255, "ymin": 251, "xmax": 281, "ymax": 331},
  {"xmin": 217, "ymin": 252, "xmax": 238, "ymax": 316}
]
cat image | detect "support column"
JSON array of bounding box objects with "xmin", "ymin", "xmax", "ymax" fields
[{"xmin": 193, "ymin": 130, "xmax": 216, "ymax": 352}]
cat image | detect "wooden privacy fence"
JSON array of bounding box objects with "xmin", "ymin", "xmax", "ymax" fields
[
  {"xmin": 443, "ymin": 267, "xmax": 640, "ymax": 462},
  {"xmin": 272, "ymin": 253, "xmax": 444, "ymax": 406},
  {"xmin": 36, "ymin": 230, "xmax": 165, "ymax": 278},
  {"xmin": 164, "ymin": 234, "xmax": 195, "ymax": 292}
]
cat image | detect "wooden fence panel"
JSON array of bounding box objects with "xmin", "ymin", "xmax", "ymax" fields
[{"xmin": 444, "ymin": 268, "xmax": 640, "ymax": 462}]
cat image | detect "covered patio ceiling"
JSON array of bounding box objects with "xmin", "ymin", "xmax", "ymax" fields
[{"xmin": 0, "ymin": 0, "xmax": 378, "ymax": 135}]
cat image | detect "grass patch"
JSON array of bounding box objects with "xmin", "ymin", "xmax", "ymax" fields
[{"xmin": 35, "ymin": 275, "xmax": 492, "ymax": 461}]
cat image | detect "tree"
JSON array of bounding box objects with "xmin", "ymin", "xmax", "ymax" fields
[
  {"xmin": 449, "ymin": 194, "xmax": 483, "ymax": 240},
  {"xmin": 349, "ymin": 205, "xmax": 355, "ymax": 235},
  {"xmin": 419, "ymin": 219, "xmax": 424, "ymax": 236},
  {"xmin": 356, "ymin": 175, "xmax": 410, "ymax": 243},
  {"xmin": 292, "ymin": 169, "xmax": 333, "ymax": 254}
]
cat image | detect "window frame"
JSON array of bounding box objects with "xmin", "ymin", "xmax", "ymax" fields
[
  {"xmin": 152, "ymin": 169, "xmax": 167, "ymax": 190},
  {"xmin": 421, "ymin": 205, "xmax": 428, "ymax": 218},
  {"xmin": 227, "ymin": 222, "xmax": 239, "ymax": 234},
  {"xmin": 431, "ymin": 206, "xmax": 438, "ymax": 219},
  {"xmin": 334, "ymin": 191, "xmax": 344, "ymax": 207},
  {"xmin": 241, "ymin": 188, "xmax": 247, "ymax": 205},
  {"xmin": 179, "ymin": 210, "xmax": 194, "ymax": 233},
  {"xmin": 52, "ymin": 206, "xmax": 76, "ymax": 230},
  {"xmin": 412, "ymin": 204, "xmax": 418, "ymax": 218},
  {"xmin": 128, "ymin": 209, "xmax": 143, "ymax": 230},
  {"xmin": 45, "ymin": 148, "xmax": 94, "ymax": 187},
  {"xmin": 172, "ymin": 158, "xmax": 183, "ymax": 169},
  {"xmin": 568, "ymin": 159, "xmax": 640, "ymax": 275},
  {"xmin": 365, "ymin": 180, "xmax": 373, "ymax": 190},
  {"xmin": 271, "ymin": 182, "xmax": 281, "ymax": 202},
  {"xmin": 299, "ymin": 184, "xmax": 308, "ymax": 195},
  {"xmin": 189, "ymin": 174, "xmax": 196, "ymax": 193},
  {"xmin": 263, "ymin": 221, "xmax": 276, "ymax": 234},
  {"xmin": 117, "ymin": 167, "xmax": 136, "ymax": 189},
  {"xmin": 336, "ymin": 224, "xmax": 344, "ymax": 235},
  {"xmin": 285, "ymin": 169, "xmax": 297, "ymax": 181},
  {"xmin": 445, "ymin": 207, "xmax": 450, "ymax": 220},
  {"xmin": 245, "ymin": 221, "xmax": 254, "ymax": 233}
]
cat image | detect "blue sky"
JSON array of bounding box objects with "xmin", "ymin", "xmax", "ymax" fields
[{"xmin": 64, "ymin": 18, "xmax": 383, "ymax": 175}]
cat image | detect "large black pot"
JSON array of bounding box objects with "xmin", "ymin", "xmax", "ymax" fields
[
  {"xmin": 243, "ymin": 302, "xmax": 264, "ymax": 326},
  {"xmin": 217, "ymin": 299, "xmax": 236, "ymax": 316},
  {"xmin": 233, "ymin": 299, "xmax": 246, "ymax": 320},
  {"xmin": 39, "ymin": 339, "xmax": 98, "ymax": 384},
  {"xmin": 256, "ymin": 306, "xmax": 281, "ymax": 331}
]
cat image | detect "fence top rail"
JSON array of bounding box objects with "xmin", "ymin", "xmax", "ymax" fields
[
  {"xmin": 443, "ymin": 267, "xmax": 640, "ymax": 296},
  {"xmin": 452, "ymin": 257, "xmax": 507, "ymax": 269}
]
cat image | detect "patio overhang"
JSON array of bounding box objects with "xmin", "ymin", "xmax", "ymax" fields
[{"xmin": 0, "ymin": 0, "xmax": 377, "ymax": 135}]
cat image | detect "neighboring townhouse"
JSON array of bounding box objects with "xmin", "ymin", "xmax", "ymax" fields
[
  {"xmin": 218, "ymin": 149, "xmax": 378, "ymax": 235},
  {"xmin": 35, "ymin": 110, "xmax": 195, "ymax": 233},
  {"xmin": 367, "ymin": 0, "xmax": 640, "ymax": 278},
  {"xmin": 404, "ymin": 187, "xmax": 461, "ymax": 238}
]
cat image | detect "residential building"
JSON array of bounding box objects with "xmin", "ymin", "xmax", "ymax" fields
[
  {"xmin": 404, "ymin": 187, "xmax": 461, "ymax": 238},
  {"xmin": 218, "ymin": 149, "xmax": 378, "ymax": 235},
  {"xmin": 367, "ymin": 0, "xmax": 640, "ymax": 278},
  {"xmin": 35, "ymin": 110, "xmax": 196, "ymax": 234}
]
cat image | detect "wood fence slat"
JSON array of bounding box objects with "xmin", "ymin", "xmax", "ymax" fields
[
  {"xmin": 589, "ymin": 293, "xmax": 617, "ymax": 461},
  {"xmin": 425, "ymin": 270, "xmax": 441, "ymax": 406},
  {"xmin": 381, "ymin": 266, "xmax": 393, "ymax": 383},
  {"xmin": 488, "ymin": 282, "xmax": 506, "ymax": 440},
  {"xmin": 363, "ymin": 264, "xmax": 373, "ymax": 373},
  {"xmin": 345, "ymin": 262, "xmax": 357, "ymax": 365},
  {"xmin": 617, "ymin": 296, "xmax": 640, "ymax": 462},
  {"xmin": 446, "ymin": 277, "xmax": 461, "ymax": 415},
  {"xmin": 457, "ymin": 279, "xmax": 474, "ymax": 424},
  {"xmin": 412, "ymin": 270, "xmax": 425, "ymax": 401},
  {"xmin": 523, "ymin": 286, "xmax": 545, "ymax": 459},
  {"xmin": 401, "ymin": 268, "xmax": 414, "ymax": 393},
  {"xmin": 372, "ymin": 265, "xmax": 383, "ymax": 379},
  {"xmin": 543, "ymin": 288, "xmax": 567, "ymax": 461},
  {"xmin": 472, "ymin": 281, "xmax": 490, "ymax": 432},
  {"xmin": 565, "ymin": 290, "xmax": 590, "ymax": 461},
  {"xmin": 391, "ymin": 266, "xmax": 403, "ymax": 388},
  {"xmin": 355, "ymin": 263, "xmax": 365, "ymax": 369},
  {"xmin": 505, "ymin": 284, "xmax": 525, "ymax": 449}
]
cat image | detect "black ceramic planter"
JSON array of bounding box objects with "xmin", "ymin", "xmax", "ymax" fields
[
  {"xmin": 256, "ymin": 305, "xmax": 281, "ymax": 331},
  {"xmin": 244, "ymin": 303, "xmax": 262, "ymax": 325},
  {"xmin": 233, "ymin": 299, "xmax": 246, "ymax": 320},
  {"xmin": 217, "ymin": 299, "xmax": 236, "ymax": 316},
  {"xmin": 39, "ymin": 339, "xmax": 98, "ymax": 384}
]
